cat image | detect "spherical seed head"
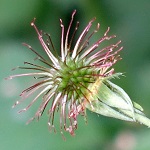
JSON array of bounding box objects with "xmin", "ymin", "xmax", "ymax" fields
[{"xmin": 57, "ymin": 56, "xmax": 95, "ymax": 95}]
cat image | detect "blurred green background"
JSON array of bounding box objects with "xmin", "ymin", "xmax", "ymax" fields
[{"xmin": 1, "ymin": 0, "xmax": 150, "ymax": 150}]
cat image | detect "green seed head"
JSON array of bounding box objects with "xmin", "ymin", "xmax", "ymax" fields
[{"xmin": 57, "ymin": 57, "xmax": 96, "ymax": 99}]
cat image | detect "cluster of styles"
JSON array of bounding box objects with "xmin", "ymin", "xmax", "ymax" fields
[{"xmin": 7, "ymin": 10, "xmax": 150, "ymax": 137}]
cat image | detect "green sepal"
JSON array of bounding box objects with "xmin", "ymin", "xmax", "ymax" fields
[
  {"xmin": 86, "ymin": 99, "xmax": 133, "ymax": 121},
  {"xmin": 85, "ymin": 78, "xmax": 150, "ymax": 127}
]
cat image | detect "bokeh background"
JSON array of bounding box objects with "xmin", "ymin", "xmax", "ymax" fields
[{"xmin": 1, "ymin": 0, "xmax": 150, "ymax": 150}]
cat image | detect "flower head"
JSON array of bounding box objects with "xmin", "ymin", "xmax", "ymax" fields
[{"xmin": 7, "ymin": 10, "xmax": 150, "ymax": 137}]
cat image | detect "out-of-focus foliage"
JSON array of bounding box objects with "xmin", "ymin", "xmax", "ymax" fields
[{"xmin": 1, "ymin": 0, "xmax": 150, "ymax": 150}]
